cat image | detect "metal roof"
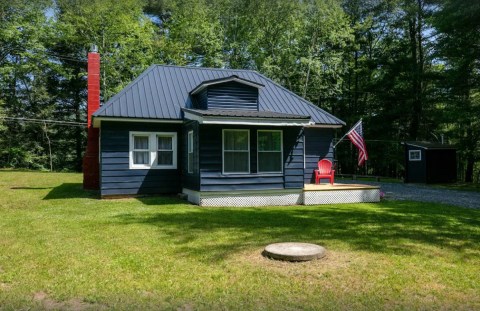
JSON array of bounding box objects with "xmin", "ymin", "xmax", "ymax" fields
[
  {"xmin": 189, "ymin": 75, "xmax": 265, "ymax": 95},
  {"xmin": 404, "ymin": 141, "xmax": 456, "ymax": 150},
  {"xmin": 93, "ymin": 65, "xmax": 345, "ymax": 126},
  {"xmin": 182, "ymin": 108, "xmax": 310, "ymax": 119}
]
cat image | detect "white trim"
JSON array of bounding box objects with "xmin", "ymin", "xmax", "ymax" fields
[
  {"xmin": 155, "ymin": 132, "xmax": 178, "ymax": 169},
  {"xmin": 187, "ymin": 130, "xmax": 194, "ymax": 174},
  {"xmin": 184, "ymin": 111, "xmax": 312, "ymax": 127},
  {"xmin": 190, "ymin": 76, "xmax": 263, "ymax": 95},
  {"xmin": 408, "ymin": 150, "xmax": 422, "ymax": 161},
  {"xmin": 129, "ymin": 131, "xmax": 178, "ymax": 169},
  {"xmin": 303, "ymin": 132, "xmax": 306, "ymax": 169},
  {"xmin": 257, "ymin": 130, "xmax": 283, "ymax": 173},
  {"xmin": 222, "ymin": 129, "xmax": 250, "ymax": 174},
  {"xmin": 93, "ymin": 117, "xmax": 182, "ymax": 128},
  {"xmin": 304, "ymin": 124, "xmax": 343, "ymax": 129},
  {"xmin": 130, "ymin": 133, "xmax": 151, "ymax": 169}
]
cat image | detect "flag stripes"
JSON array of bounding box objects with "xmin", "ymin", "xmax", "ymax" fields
[{"xmin": 346, "ymin": 120, "xmax": 368, "ymax": 166}]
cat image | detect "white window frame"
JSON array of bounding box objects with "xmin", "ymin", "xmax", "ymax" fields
[
  {"xmin": 257, "ymin": 130, "xmax": 283, "ymax": 173},
  {"xmin": 409, "ymin": 150, "xmax": 422, "ymax": 161},
  {"xmin": 129, "ymin": 131, "xmax": 177, "ymax": 169},
  {"xmin": 187, "ymin": 130, "xmax": 194, "ymax": 174},
  {"xmin": 222, "ymin": 129, "xmax": 250, "ymax": 174}
]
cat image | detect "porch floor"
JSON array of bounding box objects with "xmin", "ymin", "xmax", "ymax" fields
[
  {"xmin": 304, "ymin": 183, "xmax": 380, "ymax": 191},
  {"xmin": 303, "ymin": 182, "xmax": 380, "ymax": 205}
]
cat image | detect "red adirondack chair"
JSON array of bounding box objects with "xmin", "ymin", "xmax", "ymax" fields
[{"xmin": 315, "ymin": 159, "xmax": 335, "ymax": 185}]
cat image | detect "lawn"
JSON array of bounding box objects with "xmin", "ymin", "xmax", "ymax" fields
[{"xmin": 0, "ymin": 171, "xmax": 479, "ymax": 310}]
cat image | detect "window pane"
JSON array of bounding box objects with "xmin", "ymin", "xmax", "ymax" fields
[
  {"xmin": 258, "ymin": 132, "xmax": 281, "ymax": 151},
  {"xmin": 157, "ymin": 151, "xmax": 173, "ymax": 165},
  {"xmin": 134, "ymin": 136, "xmax": 149, "ymax": 150},
  {"xmin": 188, "ymin": 153, "xmax": 193, "ymax": 173},
  {"xmin": 133, "ymin": 151, "xmax": 149, "ymax": 164},
  {"xmin": 188, "ymin": 132, "xmax": 193, "ymax": 153},
  {"xmin": 224, "ymin": 152, "xmax": 249, "ymax": 173},
  {"xmin": 224, "ymin": 131, "xmax": 248, "ymax": 150},
  {"xmin": 258, "ymin": 152, "xmax": 282, "ymax": 172},
  {"xmin": 158, "ymin": 136, "xmax": 172, "ymax": 150}
]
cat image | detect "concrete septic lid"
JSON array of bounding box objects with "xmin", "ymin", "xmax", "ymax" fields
[{"xmin": 263, "ymin": 242, "xmax": 326, "ymax": 262}]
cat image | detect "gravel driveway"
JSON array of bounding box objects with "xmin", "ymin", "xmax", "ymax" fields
[{"xmin": 342, "ymin": 180, "xmax": 480, "ymax": 209}]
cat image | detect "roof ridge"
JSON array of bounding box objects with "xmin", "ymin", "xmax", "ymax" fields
[{"xmin": 154, "ymin": 64, "xmax": 258, "ymax": 73}]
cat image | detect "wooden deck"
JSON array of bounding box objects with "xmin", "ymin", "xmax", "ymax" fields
[
  {"xmin": 304, "ymin": 183, "xmax": 380, "ymax": 191},
  {"xmin": 183, "ymin": 183, "xmax": 381, "ymax": 207},
  {"xmin": 303, "ymin": 182, "xmax": 380, "ymax": 205}
]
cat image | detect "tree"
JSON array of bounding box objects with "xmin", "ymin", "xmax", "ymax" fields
[
  {"xmin": 433, "ymin": 0, "xmax": 480, "ymax": 182},
  {"xmin": 49, "ymin": 0, "xmax": 158, "ymax": 170},
  {"xmin": 0, "ymin": 0, "xmax": 55, "ymax": 169}
]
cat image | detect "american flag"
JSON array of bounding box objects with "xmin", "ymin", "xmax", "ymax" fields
[{"xmin": 347, "ymin": 120, "xmax": 368, "ymax": 166}]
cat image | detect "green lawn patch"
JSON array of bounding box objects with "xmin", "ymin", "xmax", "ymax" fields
[{"xmin": 0, "ymin": 171, "xmax": 479, "ymax": 310}]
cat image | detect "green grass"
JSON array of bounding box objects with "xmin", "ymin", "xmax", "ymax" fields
[{"xmin": 0, "ymin": 171, "xmax": 479, "ymax": 310}]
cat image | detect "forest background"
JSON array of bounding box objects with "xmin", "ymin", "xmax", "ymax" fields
[{"xmin": 1, "ymin": 0, "xmax": 478, "ymax": 182}]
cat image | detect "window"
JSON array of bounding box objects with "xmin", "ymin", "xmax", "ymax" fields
[
  {"xmin": 409, "ymin": 150, "xmax": 421, "ymax": 161},
  {"xmin": 257, "ymin": 130, "xmax": 283, "ymax": 173},
  {"xmin": 223, "ymin": 129, "xmax": 250, "ymax": 173},
  {"xmin": 187, "ymin": 131, "xmax": 194, "ymax": 173},
  {"xmin": 132, "ymin": 135, "xmax": 150, "ymax": 166},
  {"xmin": 129, "ymin": 132, "xmax": 177, "ymax": 169},
  {"xmin": 157, "ymin": 135, "xmax": 174, "ymax": 166}
]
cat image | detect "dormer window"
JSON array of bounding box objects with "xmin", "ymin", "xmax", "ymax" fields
[{"xmin": 190, "ymin": 75, "xmax": 264, "ymax": 111}]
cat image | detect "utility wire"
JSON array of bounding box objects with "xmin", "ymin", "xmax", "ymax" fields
[{"xmin": 1, "ymin": 117, "xmax": 87, "ymax": 127}]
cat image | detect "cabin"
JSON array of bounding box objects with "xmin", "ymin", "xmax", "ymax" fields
[
  {"xmin": 403, "ymin": 141, "xmax": 457, "ymax": 183},
  {"xmin": 83, "ymin": 50, "xmax": 380, "ymax": 206}
]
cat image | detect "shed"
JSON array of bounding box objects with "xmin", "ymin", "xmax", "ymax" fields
[{"xmin": 403, "ymin": 142, "xmax": 457, "ymax": 183}]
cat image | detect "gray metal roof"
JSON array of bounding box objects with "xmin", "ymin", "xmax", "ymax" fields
[
  {"xmin": 189, "ymin": 75, "xmax": 265, "ymax": 95},
  {"xmin": 404, "ymin": 141, "xmax": 456, "ymax": 150},
  {"xmin": 183, "ymin": 108, "xmax": 310, "ymax": 119},
  {"xmin": 93, "ymin": 65, "xmax": 345, "ymax": 126}
]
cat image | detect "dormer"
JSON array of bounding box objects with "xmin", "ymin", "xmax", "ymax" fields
[{"xmin": 190, "ymin": 75, "xmax": 264, "ymax": 111}]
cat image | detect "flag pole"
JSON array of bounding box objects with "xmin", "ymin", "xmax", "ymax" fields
[{"xmin": 333, "ymin": 119, "xmax": 362, "ymax": 149}]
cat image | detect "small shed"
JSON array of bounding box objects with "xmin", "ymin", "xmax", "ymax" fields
[{"xmin": 403, "ymin": 142, "xmax": 457, "ymax": 183}]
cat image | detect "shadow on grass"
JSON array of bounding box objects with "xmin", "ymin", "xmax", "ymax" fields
[
  {"xmin": 113, "ymin": 200, "xmax": 480, "ymax": 262},
  {"xmin": 43, "ymin": 183, "xmax": 97, "ymax": 200}
]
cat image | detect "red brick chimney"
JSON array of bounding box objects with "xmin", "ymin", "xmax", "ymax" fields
[{"xmin": 83, "ymin": 46, "xmax": 100, "ymax": 190}]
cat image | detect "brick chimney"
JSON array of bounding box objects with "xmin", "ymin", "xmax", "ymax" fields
[{"xmin": 83, "ymin": 46, "xmax": 100, "ymax": 190}]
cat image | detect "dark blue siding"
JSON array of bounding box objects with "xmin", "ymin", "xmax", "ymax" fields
[
  {"xmin": 182, "ymin": 121, "xmax": 200, "ymax": 190},
  {"xmin": 206, "ymin": 82, "xmax": 258, "ymax": 111},
  {"xmin": 195, "ymin": 89, "xmax": 208, "ymax": 109},
  {"xmin": 100, "ymin": 121, "xmax": 182, "ymax": 196},
  {"xmin": 196, "ymin": 125, "xmax": 303, "ymax": 191},
  {"xmin": 304, "ymin": 128, "xmax": 334, "ymax": 184},
  {"xmin": 284, "ymin": 128, "xmax": 304, "ymax": 188}
]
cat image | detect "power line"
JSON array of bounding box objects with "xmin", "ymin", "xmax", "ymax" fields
[{"xmin": 1, "ymin": 117, "xmax": 87, "ymax": 127}]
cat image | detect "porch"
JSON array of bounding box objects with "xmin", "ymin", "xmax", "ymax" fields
[
  {"xmin": 182, "ymin": 183, "xmax": 381, "ymax": 207},
  {"xmin": 303, "ymin": 183, "xmax": 380, "ymax": 205}
]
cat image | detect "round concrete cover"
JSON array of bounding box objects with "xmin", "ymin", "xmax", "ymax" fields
[{"xmin": 263, "ymin": 242, "xmax": 326, "ymax": 261}]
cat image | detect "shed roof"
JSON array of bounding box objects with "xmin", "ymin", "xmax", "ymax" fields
[
  {"xmin": 93, "ymin": 65, "xmax": 344, "ymax": 126},
  {"xmin": 404, "ymin": 141, "xmax": 456, "ymax": 150}
]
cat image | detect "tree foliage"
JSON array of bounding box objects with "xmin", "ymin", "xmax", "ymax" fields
[{"xmin": 0, "ymin": 0, "xmax": 478, "ymax": 182}]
